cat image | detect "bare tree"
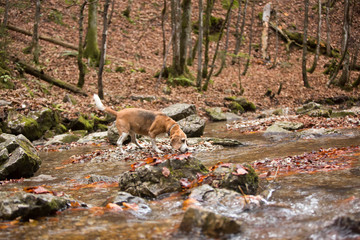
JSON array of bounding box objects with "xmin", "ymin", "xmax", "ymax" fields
[
  {"xmin": 270, "ymin": 3, "xmax": 279, "ymax": 69},
  {"xmin": 214, "ymin": 2, "xmax": 233, "ymax": 76},
  {"xmin": 196, "ymin": 0, "xmax": 203, "ymax": 90},
  {"xmin": 77, "ymin": 1, "xmax": 87, "ymax": 89},
  {"xmin": 302, "ymin": 0, "xmax": 311, "ymax": 88},
  {"xmin": 27, "ymin": 0, "xmax": 41, "ymax": 64},
  {"xmin": 325, "ymin": 0, "xmax": 331, "ymax": 56},
  {"xmin": 242, "ymin": 0, "xmax": 255, "ymax": 76},
  {"xmin": 97, "ymin": 0, "xmax": 111, "ymax": 99},
  {"xmin": 84, "ymin": 0, "xmax": 100, "ymax": 65},
  {"xmin": 308, "ymin": 0, "xmax": 321, "ymax": 74},
  {"xmin": 327, "ymin": 0, "xmax": 350, "ymax": 87},
  {"xmin": 170, "ymin": 0, "xmax": 181, "ymax": 75},
  {"xmin": 161, "ymin": 0, "xmax": 167, "ymax": 59},
  {"xmin": 232, "ymin": 0, "xmax": 248, "ymax": 65},
  {"xmin": 2, "ymin": 0, "xmax": 9, "ymax": 27},
  {"xmin": 203, "ymin": 0, "xmax": 235, "ymax": 91},
  {"xmin": 202, "ymin": 0, "xmax": 215, "ymax": 78},
  {"xmin": 179, "ymin": 0, "xmax": 191, "ymax": 74}
]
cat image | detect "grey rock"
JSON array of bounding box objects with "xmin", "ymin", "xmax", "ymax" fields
[
  {"xmin": 161, "ymin": 103, "xmax": 197, "ymax": 121},
  {"xmin": 177, "ymin": 115, "xmax": 206, "ymax": 137}
]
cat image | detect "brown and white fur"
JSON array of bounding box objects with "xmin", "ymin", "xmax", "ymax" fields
[{"xmin": 93, "ymin": 94, "xmax": 188, "ymax": 153}]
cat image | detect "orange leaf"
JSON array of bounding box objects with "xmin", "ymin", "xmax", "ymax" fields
[
  {"xmin": 182, "ymin": 198, "xmax": 198, "ymax": 210},
  {"xmin": 122, "ymin": 202, "xmax": 139, "ymax": 211},
  {"xmin": 106, "ymin": 203, "xmax": 123, "ymax": 211},
  {"xmin": 162, "ymin": 167, "xmax": 170, "ymax": 177},
  {"xmin": 24, "ymin": 186, "xmax": 51, "ymax": 194}
]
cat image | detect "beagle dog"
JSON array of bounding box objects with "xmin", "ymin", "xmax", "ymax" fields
[{"xmin": 93, "ymin": 94, "xmax": 188, "ymax": 153}]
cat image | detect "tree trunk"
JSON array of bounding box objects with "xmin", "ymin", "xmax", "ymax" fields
[
  {"xmin": 77, "ymin": 1, "xmax": 87, "ymax": 89},
  {"xmin": 242, "ymin": 0, "xmax": 255, "ymax": 76},
  {"xmin": 6, "ymin": 25, "xmax": 78, "ymax": 50},
  {"xmin": 203, "ymin": 0, "xmax": 235, "ymax": 91},
  {"xmin": 261, "ymin": 3, "xmax": 271, "ymax": 60},
  {"xmin": 161, "ymin": 0, "xmax": 167, "ymax": 59},
  {"xmin": 232, "ymin": 0, "xmax": 248, "ymax": 65},
  {"xmin": 11, "ymin": 57, "xmax": 87, "ymax": 96},
  {"xmin": 327, "ymin": 0, "xmax": 350, "ymax": 87},
  {"xmin": 2, "ymin": 0, "xmax": 9, "ymax": 27},
  {"xmin": 325, "ymin": 0, "xmax": 331, "ymax": 56},
  {"xmin": 302, "ymin": 0, "xmax": 311, "ymax": 88},
  {"xmin": 179, "ymin": 0, "xmax": 191, "ymax": 74},
  {"xmin": 202, "ymin": 0, "xmax": 214, "ymax": 78},
  {"xmin": 196, "ymin": 0, "xmax": 203, "ymax": 90},
  {"xmin": 214, "ymin": 3, "xmax": 232, "ymax": 76},
  {"xmin": 108, "ymin": 0, "xmax": 115, "ymax": 25},
  {"xmin": 97, "ymin": 0, "xmax": 111, "ymax": 99},
  {"xmin": 171, "ymin": 0, "xmax": 181, "ymax": 75},
  {"xmin": 84, "ymin": 0, "xmax": 100, "ymax": 66},
  {"xmin": 270, "ymin": 4, "xmax": 279, "ymax": 69},
  {"xmin": 307, "ymin": 0, "xmax": 321, "ymax": 74},
  {"xmin": 29, "ymin": 0, "xmax": 41, "ymax": 64}
]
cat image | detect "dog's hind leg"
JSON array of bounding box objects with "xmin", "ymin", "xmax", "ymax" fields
[
  {"xmin": 129, "ymin": 131, "xmax": 143, "ymax": 149},
  {"xmin": 116, "ymin": 132, "xmax": 129, "ymax": 154}
]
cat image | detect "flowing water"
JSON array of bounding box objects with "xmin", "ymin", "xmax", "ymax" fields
[{"xmin": 1, "ymin": 123, "xmax": 360, "ymax": 240}]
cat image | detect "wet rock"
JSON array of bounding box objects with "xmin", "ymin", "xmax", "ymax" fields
[
  {"xmin": 177, "ymin": 114, "xmax": 206, "ymax": 137},
  {"xmin": 210, "ymin": 163, "xmax": 258, "ymax": 195},
  {"xmin": 0, "ymin": 133, "xmax": 41, "ymax": 180},
  {"xmin": 113, "ymin": 192, "xmax": 148, "ymax": 206},
  {"xmin": 329, "ymin": 215, "xmax": 360, "ymax": 234},
  {"xmin": 205, "ymin": 137, "xmax": 243, "ymax": 147},
  {"xmin": 296, "ymin": 102, "xmax": 331, "ymax": 117},
  {"xmin": 161, "ymin": 103, "xmax": 197, "ymax": 121},
  {"xmin": 77, "ymin": 131, "xmax": 108, "ymax": 144},
  {"xmin": 205, "ymin": 107, "xmax": 227, "ymax": 121},
  {"xmin": 179, "ymin": 206, "xmax": 242, "ymax": 238},
  {"xmin": 0, "ymin": 191, "xmax": 70, "ymax": 220},
  {"xmin": 225, "ymin": 112, "xmax": 241, "ymax": 121},
  {"xmin": 297, "ymin": 128, "xmax": 340, "ymax": 139},
  {"xmin": 118, "ymin": 156, "xmax": 208, "ymax": 198},
  {"xmin": 87, "ymin": 174, "xmax": 118, "ymax": 183},
  {"xmin": 265, "ymin": 124, "xmax": 292, "ymax": 134},
  {"xmin": 188, "ymin": 185, "xmax": 265, "ymax": 215},
  {"xmin": 45, "ymin": 131, "xmax": 88, "ymax": 145}
]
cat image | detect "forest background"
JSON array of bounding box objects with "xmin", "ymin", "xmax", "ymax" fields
[{"xmin": 0, "ymin": 0, "xmax": 359, "ymax": 120}]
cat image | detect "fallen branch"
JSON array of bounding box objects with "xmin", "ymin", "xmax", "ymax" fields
[
  {"xmin": 11, "ymin": 57, "xmax": 88, "ymax": 96},
  {"xmin": 7, "ymin": 25, "xmax": 78, "ymax": 50}
]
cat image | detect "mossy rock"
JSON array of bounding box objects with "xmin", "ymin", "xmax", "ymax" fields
[
  {"xmin": 330, "ymin": 111, "xmax": 355, "ymax": 118},
  {"xmin": 227, "ymin": 102, "xmax": 245, "ymax": 114},
  {"xmin": 96, "ymin": 123, "xmax": 108, "ymax": 131},
  {"xmin": 224, "ymin": 96, "xmax": 256, "ymax": 112},
  {"xmin": 28, "ymin": 108, "xmax": 58, "ymax": 134},
  {"xmin": 7, "ymin": 113, "xmax": 42, "ymax": 141},
  {"xmin": 71, "ymin": 115, "xmax": 94, "ymax": 131},
  {"xmin": 205, "ymin": 107, "xmax": 227, "ymax": 122},
  {"xmin": 115, "ymin": 66, "xmax": 126, "ymax": 73},
  {"xmin": 54, "ymin": 123, "xmax": 67, "ymax": 134},
  {"xmin": 168, "ymin": 76, "xmax": 194, "ymax": 87}
]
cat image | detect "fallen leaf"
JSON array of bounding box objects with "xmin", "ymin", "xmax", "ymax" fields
[
  {"xmin": 162, "ymin": 167, "xmax": 170, "ymax": 177},
  {"xmin": 106, "ymin": 203, "xmax": 123, "ymax": 211}
]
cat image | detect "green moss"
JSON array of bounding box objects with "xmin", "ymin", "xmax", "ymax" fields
[
  {"xmin": 62, "ymin": 134, "xmax": 80, "ymax": 143},
  {"xmin": 0, "ymin": 68, "xmax": 14, "ymax": 90},
  {"xmin": 96, "ymin": 123, "xmax": 108, "ymax": 131},
  {"xmin": 228, "ymin": 102, "xmax": 244, "ymax": 114},
  {"xmin": 54, "ymin": 123, "xmax": 67, "ymax": 134},
  {"xmin": 71, "ymin": 115, "xmax": 94, "ymax": 131},
  {"xmin": 330, "ymin": 111, "xmax": 355, "ymax": 118},
  {"xmin": 115, "ymin": 66, "xmax": 126, "ymax": 73}
]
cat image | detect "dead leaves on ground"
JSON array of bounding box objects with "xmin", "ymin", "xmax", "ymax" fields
[{"xmin": 253, "ymin": 145, "xmax": 360, "ymax": 179}]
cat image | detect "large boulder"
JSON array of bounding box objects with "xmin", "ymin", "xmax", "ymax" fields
[
  {"xmin": 118, "ymin": 155, "xmax": 208, "ymax": 198},
  {"xmin": 177, "ymin": 115, "xmax": 206, "ymax": 137},
  {"xmin": 7, "ymin": 108, "xmax": 60, "ymax": 141},
  {"xmin": 0, "ymin": 191, "xmax": 71, "ymax": 220},
  {"xmin": 0, "ymin": 133, "xmax": 41, "ymax": 180},
  {"xmin": 161, "ymin": 103, "xmax": 197, "ymax": 121}
]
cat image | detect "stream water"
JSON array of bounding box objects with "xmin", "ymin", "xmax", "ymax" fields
[{"xmin": 1, "ymin": 122, "xmax": 360, "ymax": 240}]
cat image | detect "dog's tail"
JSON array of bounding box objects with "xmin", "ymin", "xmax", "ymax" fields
[{"xmin": 93, "ymin": 94, "xmax": 118, "ymax": 116}]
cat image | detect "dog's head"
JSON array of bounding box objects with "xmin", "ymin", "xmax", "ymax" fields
[{"xmin": 170, "ymin": 130, "xmax": 188, "ymax": 153}]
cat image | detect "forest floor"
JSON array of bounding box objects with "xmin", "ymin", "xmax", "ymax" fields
[{"xmin": 1, "ymin": 0, "xmax": 359, "ymax": 121}]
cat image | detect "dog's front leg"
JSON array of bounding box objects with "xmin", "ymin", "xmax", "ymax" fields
[{"xmin": 151, "ymin": 138, "xmax": 163, "ymax": 153}]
